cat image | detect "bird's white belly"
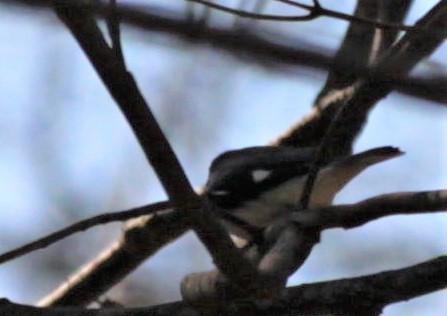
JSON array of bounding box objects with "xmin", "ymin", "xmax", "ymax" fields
[{"xmin": 231, "ymin": 174, "xmax": 336, "ymax": 228}]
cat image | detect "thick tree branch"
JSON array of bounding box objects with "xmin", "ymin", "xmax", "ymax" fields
[
  {"xmin": 54, "ymin": 4, "xmax": 198, "ymax": 219},
  {"xmin": 279, "ymin": 0, "xmax": 446, "ymax": 208},
  {"xmin": 3, "ymin": 255, "xmax": 447, "ymax": 315},
  {"xmin": 287, "ymin": 0, "xmax": 413, "ymax": 208},
  {"xmin": 284, "ymin": 256, "xmax": 447, "ymax": 315},
  {"xmin": 317, "ymin": 0, "xmax": 413, "ymax": 100},
  {"xmin": 277, "ymin": 0, "xmax": 444, "ymax": 150},
  {"xmin": 43, "ymin": 3, "xmax": 262, "ymax": 305}
]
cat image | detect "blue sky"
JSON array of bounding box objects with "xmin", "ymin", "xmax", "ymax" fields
[{"xmin": 0, "ymin": 1, "xmax": 446, "ymax": 314}]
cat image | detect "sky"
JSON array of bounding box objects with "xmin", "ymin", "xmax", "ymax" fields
[{"xmin": 0, "ymin": 1, "xmax": 446, "ymax": 315}]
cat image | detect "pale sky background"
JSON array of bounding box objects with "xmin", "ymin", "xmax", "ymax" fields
[{"xmin": 0, "ymin": 1, "xmax": 446, "ymax": 315}]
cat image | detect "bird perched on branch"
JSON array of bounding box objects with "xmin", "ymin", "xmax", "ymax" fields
[{"xmin": 205, "ymin": 146, "xmax": 403, "ymax": 241}]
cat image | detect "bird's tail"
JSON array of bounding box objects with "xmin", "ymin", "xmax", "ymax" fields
[{"xmin": 310, "ymin": 146, "xmax": 403, "ymax": 206}]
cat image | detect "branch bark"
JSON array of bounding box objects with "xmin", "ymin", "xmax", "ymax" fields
[
  {"xmin": 179, "ymin": 188, "xmax": 447, "ymax": 304},
  {"xmin": 3, "ymin": 255, "xmax": 447, "ymax": 315},
  {"xmin": 43, "ymin": 2, "xmax": 262, "ymax": 305}
]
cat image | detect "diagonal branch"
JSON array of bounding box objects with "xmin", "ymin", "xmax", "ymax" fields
[
  {"xmin": 290, "ymin": 0, "xmax": 413, "ymax": 208},
  {"xmin": 38, "ymin": 207, "xmax": 187, "ymax": 306},
  {"xmin": 0, "ymin": 201, "xmax": 171, "ymax": 266},
  {"xmin": 54, "ymin": 4, "xmax": 197, "ymax": 213},
  {"xmin": 282, "ymin": 0, "xmax": 446, "ymax": 209},
  {"xmin": 51, "ymin": 2, "xmax": 262, "ymax": 304},
  {"xmin": 106, "ymin": 0, "xmax": 125, "ymax": 65}
]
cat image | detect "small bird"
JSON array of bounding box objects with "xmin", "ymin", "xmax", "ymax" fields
[{"xmin": 205, "ymin": 146, "xmax": 403, "ymax": 241}]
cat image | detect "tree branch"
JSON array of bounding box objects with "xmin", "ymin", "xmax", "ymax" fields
[
  {"xmin": 292, "ymin": 189, "xmax": 447, "ymax": 229},
  {"xmin": 290, "ymin": 0, "xmax": 413, "ymax": 208},
  {"xmin": 8, "ymin": 186, "xmax": 442, "ymax": 305},
  {"xmin": 180, "ymin": 188, "xmax": 447, "ymax": 304},
  {"xmin": 280, "ymin": 0, "xmax": 446, "ymax": 208},
  {"xmin": 3, "ymin": 255, "xmax": 447, "ymax": 315},
  {"xmin": 0, "ymin": 201, "xmax": 171, "ymax": 266},
  {"xmin": 38, "ymin": 207, "xmax": 188, "ymax": 306},
  {"xmin": 48, "ymin": 2, "xmax": 262, "ymax": 304},
  {"xmin": 2, "ymin": 0, "xmax": 445, "ymax": 104},
  {"xmin": 276, "ymin": 0, "xmax": 415, "ymax": 31},
  {"xmin": 188, "ymin": 0, "xmax": 317, "ymax": 21}
]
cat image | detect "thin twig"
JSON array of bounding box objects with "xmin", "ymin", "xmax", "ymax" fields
[
  {"xmin": 2, "ymin": 1, "xmax": 446, "ymax": 103},
  {"xmin": 275, "ymin": 0, "xmax": 415, "ymax": 32},
  {"xmin": 0, "ymin": 201, "xmax": 171, "ymax": 265},
  {"xmin": 298, "ymin": 91, "xmax": 357, "ymax": 209},
  {"xmin": 191, "ymin": 0, "xmax": 417, "ymax": 31},
  {"xmin": 188, "ymin": 0, "xmax": 317, "ymax": 21},
  {"xmin": 294, "ymin": 189, "xmax": 447, "ymax": 229},
  {"xmin": 106, "ymin": 0, "xmax": 125, "ymax": 65},
  {"xmin": 38, "ymin": 208, "xmax": 189, "ymax": 306}
]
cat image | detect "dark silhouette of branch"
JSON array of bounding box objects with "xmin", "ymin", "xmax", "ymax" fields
[
  {"xmin": 3, "ymin": 182, "xmax": 442, "ymax": 305},
  {"xmin": 275, "ymin": 0, "xmax": 415, "ymax": 31},
  {"xmin": 282, "ymin": 0, "xmax": 447, "ymax": 208},
  {"xmin": 51, "ymin": 2, "xmax": 262, "ymax": 304},
  {"xmin": 54, "ymin": 6, "xmax": 198, "ymax": 218},
  {"xmin": 288, "ymin": 0, "xmax": 413, "ymax": 208},
  {"xmin": 188, "ymin": 0, "xmax": 318, "ymax": 21},
  {"xmin": 106, "ymin": 0, "xmax": 125, "ymax": 65},
  {"xmin": 293, "ymin": 189, "xmax": 447, "ymax": 229},
  {"xmin": 0, "ymin": 201, "xmax": 171, "ymax": 266},
  {"xmin": 38, "ymin": 208, "xmax": 188, "ymax": 306},
  {"xmin": 3, "ymin": 255, "xmax": 447, "ymax": 315},
  {"xmin": 180, "ymin": 188, "xmax": 447, "ymax": 303},
  {"xmin": 2, "ymin": 0, "xmax": 446, "ymax": 104},
  {"xmin": 282, "ymin": 255, "xmax": 447, "ymax": 315},
  {"xmin": 191, "ymin": 0, "xmax": 417, "ymax": 32}
]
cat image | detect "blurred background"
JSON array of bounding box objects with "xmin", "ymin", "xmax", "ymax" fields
[{"xmin": 0, "ymin": 0, "xmax": 446, "ymax": 315}]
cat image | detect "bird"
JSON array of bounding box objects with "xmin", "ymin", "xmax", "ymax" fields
[{"xmin": 204, "ymin": 145, "xmax": 403, "ymax": 242}]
